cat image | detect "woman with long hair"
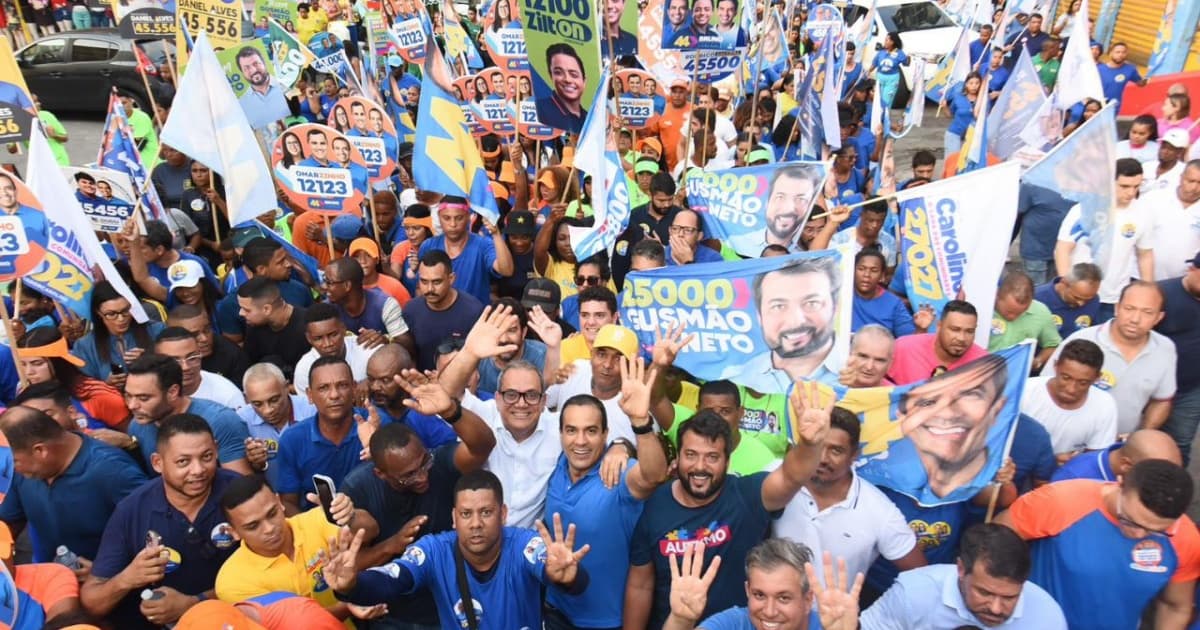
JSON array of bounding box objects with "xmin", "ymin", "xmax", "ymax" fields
[
  {"xmin": 17, "ymin": 327, "xmax": 131, "ymax": 430},
  {"xmin": 1158, "ymin": 92, "xmax": 1196, "ymax": 144},
  {"xmin": 178, "ymin": 161, "xmax": 229, "ymax": 268},
  {"xmin": 332, "ymin": 104, "xmax": 351, "ymax": 132},
  {"xmin": 280, "ymin": 131, "xmax": 306, "ymax": 168},
  {"xmin": 870, "ymin": 32, "xmax": 909, "ymax": 108},
  {"xmin": 71, "ymin": 281, "xmax": 166, "ymax": 386},
  {"xmin": 945, "ymin": 71, "xmax": 983, "ymax": 157},
  {"xmin": 474, "ymin": 75, "xmax": 489, "ymax": 103}
]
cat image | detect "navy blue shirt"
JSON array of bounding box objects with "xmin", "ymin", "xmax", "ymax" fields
[
  {"xmin": 1035, "ymin": 278, "xmax": 1100, "ymax": 338},
  {"xmin": 90, "ymin": 470, "xmax": 242, "ymax": 630},
  {"xmin": 852, "ymin": 290, "xmax": 916, "ymax": 337},
  {"xmin": 866, "ymin": 488, "xmax": 970, "ymax": 594},
  {"xmin": 402, "ymin": 293, "xmax": 486, "ymax": 371},
  {"xmin": 336, "ymin": 287, "xmax": 393, "ymax": 336},
  {"xmin": 128, "ymin": 399, "xmax": 249, "ymax": 470},
  {"xmin": 373, "ymin": 404, "xmax": 458, "ymax": 450},
  {"xmin": 275, "ymin": 411, "xmax": 370, "ymax": 504},
  {"xmin": 215, "ymin": 279, "xmax": 314, "ymax": 338},
  {"xmin": 418, "ymin": 234, "xmax": 499, "ymax": 306},
  {"xmin": 0, "ymin": 437, "xmax": 147, "ymax": 561},
  {"xmin": 1017, "ymin": 184, "xmax": 1073, "ymax": 262}
]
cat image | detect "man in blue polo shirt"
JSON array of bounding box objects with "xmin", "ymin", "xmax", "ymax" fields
[
  {"xmin": 120, "ymin": 355, "xmax": 252, "ymax": 475},
  {"xmin": 418, "ymin": 197, "xmax": 515, "ymax": 306},
  {"xmin": 0, "ymin": 405, "xmax": 146, "ymax": 568},
  {"xmin": 81, "ymin": 414, "xmax": 242, "ymax": 630},
  {"xmin": 1052, "ymin": 429, "xmax": 1181, "ymax": 482},
  {"xmin": 1034, "ymin": 264, "xmax": 1102, "ymax": 338},
  {"xmin": 1097, "ymin": 42, "xmax": 1145, "ymax": 108},
  {"xmin": 238, "ymin": 362, "xmax": 316, "ymax": 488},
  {"xmin": 544, "ymin": 359, "xmax": 667, "ymax": 629}
]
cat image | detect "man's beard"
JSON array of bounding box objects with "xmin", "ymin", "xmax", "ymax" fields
[
  {"xmin": 677, "ymin": 467, "xmax": 724, "ymax": 500},
  {"xmin": 767, "ymin": 215, "xmax": 799, "ymax": 239},
  {"xmin": 770, "ymin": 325, "xmax": 834, "ymax": 359}
]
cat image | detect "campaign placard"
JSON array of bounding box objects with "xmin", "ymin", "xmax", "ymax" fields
[
  {"xmin": 272, "ymin": 124, "xmax": 369, "ymax": 214},
  {"xmin": 60, "ymin": 167, "xmax": 138, "ymax": 233}
]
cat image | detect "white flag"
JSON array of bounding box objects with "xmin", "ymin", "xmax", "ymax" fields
[
  {"xmin": 1054, "ymin": 0, "xmax": 1104, "ymax": 108},
  {"xmin": 161, "ymin": 32, "xmax": 277, "ymax": 227}
]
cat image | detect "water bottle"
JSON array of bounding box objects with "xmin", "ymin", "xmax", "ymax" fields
[
  {"xmin": 53, "ymin": 545, "xmax": 80, "ymax": 570},
  {"xmin": 140, "ymin": 590, "xmax": 177, "ymax": 629}
]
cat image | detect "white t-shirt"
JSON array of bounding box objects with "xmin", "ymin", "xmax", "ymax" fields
[
  {"xmin": 1140, "ymin": 160, "xmax": 1184, "ymax": 194},
  {"xmin": 544, "ymin": 359, "xmax": 645, "ymax": 444},
  {"xmin": 195, "ymin": 371, "xmax": 246, "ymax": 410},
  {"xmin": 1019, "ymin": 375, "xmax": 1118, "ymax": 454},
  {"xmin": 1142, "ymin": 187, "xmax": 1200, "ymax": 280},
  {"xmin": 292, "ymin": 336, "xmax": 380, "ymax": 396},
  {"xmin": 1056, "ymin": 202, "xmax": 1154, "ymax": 303},
  {"xmin": 1116, "ymin": 139, "xmax": 1159, "ymax": 163}
]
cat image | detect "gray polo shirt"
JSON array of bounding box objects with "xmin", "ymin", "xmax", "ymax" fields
[{"xmin": 1043, "ymin": 322, "xmax": 1176, "ymax": 434}]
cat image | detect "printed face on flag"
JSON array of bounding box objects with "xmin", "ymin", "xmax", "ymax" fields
[
  {"xmin": 328, "ymin": 96, "xmax": 399, "ymax": 181},
  {"xmin": 638, "ymin": 0, "xmax": 685, "ymax": 79},
  {"xmin": 0, "ymin": 39, "xmax": 37, "ymax": 144},
  {"xmin": 271, "ymin": 123, "xmax": 369, "ymax": 214},
  {"xmin": 662, "ymin": 0, "xmax": 745, "ymax": 50},
  {"xmin": 218, "ymin": 42, "xmax": 291, "ymax": 130},
  {"xmin": 112, "ymin": 0, "xmax": 175, "ymax": 38},
  {"xmin": 484, "ymin": 0, "xmax": 529, "ymax": 70},
  {"xmin": 60, "ymin": 166, "xmax": 138, "ymax": 233},
  {"xmin": 520, "ymin": 0, "xmax": 601, "ymax": 134},
  {"xmin": 469, "ymin": 68, "xmax": 518, "ymax": 135},
  {"xmin": 452, "ymin": 75, "xmax": 491, "ymax": 136},
  {"xmin": 0, "ymin": 170, "xmax": 49, "ymax": 281}
]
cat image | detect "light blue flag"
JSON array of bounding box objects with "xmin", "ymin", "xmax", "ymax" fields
[
  {"xmin": 1092, "ymin": 0, "xmax": 1121, "ymax": 49},
  {"xmin": 819, "ymin": 36, "xmax": 842, "ymax": 152},
  {"xmin": 414, "ymin": 34, "xmax": 499, "ymax": 223},
  {"xmin": 1021, "ymin": 103, "xmax": 1117, "ymax": 267},
  {"xmin": 797, "ymin": 48, "xmax": 830, "ymax": 160},
  {"xmin": 568, "ymin": 68, "xmax": 632, "ymax": 262},
  {"xmin": 925, "ymin": 27, "xmax": 971, "ymax": 104},
  {"xmin": 955, "ymin": 85, "xmax": 989, "ymax": 174},
  {"xmin": 986, "ymin": 47, "xmax": 1045, "ymax": 160},
  {"xmin": 1145, "ymin": 0, "xmax": 1200, "ymax": 77}
]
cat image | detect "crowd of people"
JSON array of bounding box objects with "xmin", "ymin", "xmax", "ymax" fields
[{"xmin": 0, "ymin": 0, "xmax": 1199, "ymax": 628}]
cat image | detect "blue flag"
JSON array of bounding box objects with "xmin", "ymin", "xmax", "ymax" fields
[
  {"xmin": 797, "ymin": 51, "xmax": 827, "ymax": 160},
  {"xmin": 985, "ymin": 47, "xmax": 1045, "ymax": 161},
  {"xmin": 568, "ymin": 67, "xmax": 632, "ymax": 262},
  {"xmin": 97, "ymin": 93, "xmax": 170, "ymax": 225},
  {"xmin": 414, "ymin": 33, "xmax": 499, "ymax": 223}
]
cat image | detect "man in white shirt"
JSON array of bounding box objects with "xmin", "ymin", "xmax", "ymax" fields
[
  {"xmin": 1019, "ymin": 339, "xmax": 1118, "ymax": 463},
  {"xmin": 1140, "ymin": 129, "xmax": 1189, "ymax": 193},
  {"xmin": 773, "ymin": 407, "xmax": 926, "ymax": 583},
  {"xmin": 293, "ymin": 303, "xmax": 380, "ymax": 396},
  {"xmin": 545, "ymin": 324, "xmax": 647, "ymax": 443},
  {"xmin": 154, "ymin": 327, "xmax": 245, "ymax": 410},
  {"xmin": 1055, "ymin": 157, "xmax": 1155, "ymax": 313},
  {"xmin": 1145, "ymin": 159, "xmax": 1200, "ymax": 280}
]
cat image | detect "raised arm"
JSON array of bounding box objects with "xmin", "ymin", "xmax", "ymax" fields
[
  {"xmin": 762, "ymin": 381, "xmax": 831, "ymax": 512},
  {"xmin": 620, "ymin": 357, "xmax": 668, "ymax": 499},
  {"xmin": 393, "ymin": 368, "xmax": 497, "ymax": 472},
  {"xmin": 649, "ymin": 323, "xmax": 695, "ymax": 432},
  {"xmin": 439, "ymin": 304, "xmax": 520, "ymax": 399}
]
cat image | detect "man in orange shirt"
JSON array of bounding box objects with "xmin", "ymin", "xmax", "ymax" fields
[
  {"xmin": 646, "ymin": 78, "xmax": 691, "ymax": 171},
  {"xmin": 291, "ymin": 211, "xmax": 359, "ymax": 268}
]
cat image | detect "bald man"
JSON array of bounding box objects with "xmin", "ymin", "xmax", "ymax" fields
[
  {"xmin": 839, "ymin": 324, "xmax": 895, "ymax": 388},
  {"xmin": 365, "ymin": 344, "xmax": 457, "ymax": 450},
  {"xmin": 1051, "ymin": 429, "xmax": 1181, "ymax": 482}
]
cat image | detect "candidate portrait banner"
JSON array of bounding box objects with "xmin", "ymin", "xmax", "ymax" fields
[
  {"xmin": 0, "ymin": 40, "xmax": 37, "ymax": 145},
  {"xmin": 267, "ymin": 18, "xmax": 316, "ymax": 89},
  {"xmin": 112, "ymin": 0, "xmax": 175, "ymax": 37},
  {"xmin": 687, "ymin": 161, "xmax": 829, "ymax": 259},
  {"xmin": 521, "ymin": 0, "xmax": 601, "ymax": 134},
  {"xmin": 662, "ymin": 0, "xmax": 746, "ymax": 50},
  {"xmin": 389, "ymin": 5, "xmax": 431, "ymax": 63},
  {"xmin": 618, "ymin": 250, "xmax": 852, "ymax": 394},
  {"xmin": 0, "ymin": 170, "xmax": 49, "ymax": 281},
  {"xmin": 613, "ymin": 69, "xmax": 662, "ymax": 129},
  {"xmin": 253, "ymin": 0, "xmax": 297, "ymax": 29},
  {"xmin": 895, "ymin": 162, "xmax": 1020, "ymax": 348},
  {"xmin": 327, "ymin": 96, "xmax": 399, "ymax": 182},
  {"xmin": 738, "ymin": 10, "xmax": 787, "ymax": 89},
  {"xmin": 638, "ymin": 0, "xmax": 685, "ymax": 83},
  {"xmin": 788, "ymin": 342, "xmax": 1034, "ymax": 506},
  {"xmin": 803, "ymin": 3, "xmax": 844, "ymax": 50},
  {"xmin": 485, "ymin": 0, "xmax": 530, "ymax": 71},
  {"xmin": 217, "ymin": 41, "xmax": 291, "ymax": 131},
  {"xmin": 60, "ymin": 166, "xmax": 138, "ymax": 233},
  {"xmin": 469, "ymin": 67, "xmax": 518, "ymax": 135},
  {"xmin": 272, "ymin": 124, "xmax": 369, "ymax": 214},
  {"xmin": 682, "ymin": 49, "xmax": 742, "ymax": 84},
  {"xmin": 453, "ymin": 76, "xmax": 491, "ymax": 136}
]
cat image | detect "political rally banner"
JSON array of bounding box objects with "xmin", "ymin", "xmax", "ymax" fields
[
  {"xmin": 452, "ymin": 76, "xmax": 490, "ymax": 136},
  {"xmin": 521, "ymin": 0, "xmax": 601, "ymax": 134},
  {"xmin": 681, "ymin": 48, "xmax": 743, "ymax": 84},
  {"xmin": 661, "ymin": 0, "xmax": 746, "ymax": 50},
  {"xmin": 788, "ymin": 342, "xmax": 1034, "ymax": 506},
  {"xmin": 98, "ymin": 93, "xmax": 170, "ymax": 229},
  {"xmin": 803, "ymin": 3, "xmax": 844, "ymax": 51},
  {"xmin": 112, "ymin": 0, "xmax": 175, "ymax": 38},
  {"xmin": 0, "ymin": 39, "xmax": 38, "ymax": 144},
  {"xmin": 217, "ymin": 41, "xmax": 290, "ymax": 130},
  {"xmin": 1053, "ymin": 0, "xmax": 1103, "ymax": 109},
  {"xmin": 925, "ymin": 27, "xmax": 970, "ymax": 104},
  {"xmin": 687, "ymin": 161, "xmax": 829, "ymax": 258},
  {"xmin": 267, "ymin": 18, "xmax": 316, "ymax": 89},
  {"xmin": 739, "ymin": 11, "xmax": 788, "ymax": 98},
  {"xmin": 60, "ymin": 167, "xmax": 138, "ymax": 233},
  {"xmin": 568, "ymin": 67, "xmax": 630, "ymax": 261},
  {"xmin": 272, "ymin": 124, "xmax": 369, "ymax": 214},
  {"xmin": 517, "ymin": 97, "xmax": 561, "ymax": 140},
  {"xmin": 637, "ymin": 0, "xmax": 686, "ymax": 84},
  {"xmin": 253, "ymin": 0, "xmax": 297, "ymax": 30},
  {"xmin": 985, "ymin": 47, "xmax": 1044, "ymax": 160},
  {"xmin": 468, "ymin": 67, "xmax": 518, "ymax": 135},
  {"xmin": 1147, "ymin": 0, "xmax": 1176, "ymax": 77},
  {"xmin": 440, "ymin": 0, "xmax": 484, "ymax": 71},
  {"xmin": 613, "ymin": 69, "xmax": 662, "ymax": 129},
  {"xmin": 389, "ymin": 8, "xmax": 431, "ymax": 64},
  {"xmin": 618, "ymin": 250, "xmax": 853, "ymax": 394},
  {"xmin": 599, "ymin": 0, "xmax": 639, "ymax": 58},
  {"xmin": 894, "ymin": 162, "xmax": 1020, "ymax": 348},
  {"xmin": 484, "ymin": 0, "xmax": 529, "ymax": 71},
  {"xmin": 176, "ymin": 0, "xmax": 241, "ymax": 53},
  {"xmin": 328, "ymin": 96, "xmax": 399, "ymax": 182},
  {"xmin": 0, "ymin": 167, "xmax": 49, "ymax": 281}
]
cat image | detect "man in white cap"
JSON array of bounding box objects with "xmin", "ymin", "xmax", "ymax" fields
[{"xmin": 1141, "ymin": 128, "xmax": 1190, "ymax": 193}]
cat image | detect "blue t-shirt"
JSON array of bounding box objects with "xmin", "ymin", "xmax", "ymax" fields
[
  {"xmin": 1052, "ymin": 443, "xmax": 1119, "ymax": 482},
  {"xmin": 1034, "ymin": 279, "xmax": 1100, "ymax": 338},
  {"xmin": 986, "ymin": 64, "xmax": 1011, "ymax": 95},
  {"xmin": 630, "ymin": 474, "xmax": 776, "ymax": 628},
  {"xmin": 665, "ymin": 245, "xmax": 725, "ymax": 266},
  {"xmin": 1156, "ymin": 277, "xmax": 1200, "ymax": 393},
  {"xmin": 345, "ymin": 527, "xmax": 552, "ymax": 630},
  {"xmin": 0, "ymin": 437, "xmax": 147, "ymax": 561},
  {"xmin": 402, "ymin": 293, "xmax": 487, "ymax": 371},
  {"xmin": 476, "ymin": 340, "xmax": 547, "ymax": 395},
  {"xmin": 872, "ymin": 49, "xmax": 909, "ymax": 75},
  {"xmin": 852, "ymin": 290, "xmax": 916, "ymax": 338},
  {"xmin": 701, "ymin": 607, "xmax": 822, "ymax": 629},
  {"xmin": 1097, "ymin": 62, "xmax": 1142, "ymax": 106},
  {"xmin": 145, "ymin": 252, "xmax": 218, "ymax": 293},
  {"xmin": 374, "ymin": 404, "xmax": 457, "ymax": 451},
  {"xmin": 336, "ymin": 287, "xmax": 393, "ymax": 336},
  {"xmin": 866, "ymin": 488, "xmax": 970, "ymax": 594},
  {"xmin": 419, "ymin": 233, "xmax": 499, "ymax": 305},
  {"xmin": 947, "ymin": 90, "xmax": 977, "ymax": 138},
  {"xmin": 127, "ymin": 398, "xmax": 249, "ymax": 470},
  {"xmin": 545, "ymin": 457, "xmax": 646, "ymax": 627}
]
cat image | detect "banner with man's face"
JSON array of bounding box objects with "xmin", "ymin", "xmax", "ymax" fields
[
  {"xmin": 112, "ymin": 0, "xmax": 175, "ymax": 37},
  {"xmin": 789, "ymin": 343, "xmax": 1034, "ymax": 506},
  {"xmin": 59, "ymin": 166, "xmax": 138, "ymax": 233},
  {"xmin": 687, "ymin": 161, "xmax": 830, "ymax": 258},
  {"xmin": 618, "ymin": 250, "xmax": 852, "ymax": 394},
  {"xmin": 271, "ymin": 124, "xmax": 369, "ymax": 214},
  {"xmin": 0, "ymin": 169, "xmax": 49, "ymax": 281},
  {"xmin": 661, "ymin": 0, "xmax": 747, "ymax": 50},
  {"xmin": 328, "ymin": 96, "xmax": 400, "ymax": 182},
  {"xmin": 520, "ymin": 0, "xmax": 602, "ymax": 134},
  {"xmin": 217, "ymin": 41, "xmax": 290, "ymax": 130}
]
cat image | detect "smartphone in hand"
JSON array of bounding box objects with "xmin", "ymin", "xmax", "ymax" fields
[{"xmin": 312, "ymin": 474, "xmax": 337, "ymax": 524}]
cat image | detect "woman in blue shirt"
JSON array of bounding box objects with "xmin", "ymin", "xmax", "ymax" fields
[
  {"xmin": 71, "ymin": 281, "xmax": 166, "ymax": 385},
  {"xmin": 945, "ymin": 72, "xmax": 983, "ymax": 158},
  {"xmin": 871, "ymin": 32, "xmax": 909, "ymax": 108}
]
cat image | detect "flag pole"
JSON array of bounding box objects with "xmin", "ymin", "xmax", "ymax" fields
[
  {"xmin": 368, "ymin": 191, "xmax": 384, "ymax": 252},
  {"xmin": 807, "ymin": 191, "xmax": 897, "ymax": 219},
  {"xmin": 135, "ymin": 55, "xmax": 164, "ymax": 131},
  {"xmin": 0, "ymin": 293, "xmax": 27, "ymax": 388},
  {"xmin": 323, "ymin": 213, "xmax": 336, "ymax": 259}
]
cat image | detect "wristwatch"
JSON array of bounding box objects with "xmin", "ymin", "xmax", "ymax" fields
[
  {"xmin": 440, "ymin": 399, "xmax": 464, "ymax": 424},
  {"xmin": 631, "ymin": 417, "xmax": 654, "ymax": 435}
]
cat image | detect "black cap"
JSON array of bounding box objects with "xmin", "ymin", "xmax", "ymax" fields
[
  {"xmin": 398, "ymin": 142, "xmax": 414, "ymax": 159},
  {"xmin": 522, "ymin": 278, "xmax": 561, "ymax": 313},
  {"xmin": 504, "ymin": 210, "xmax": 536, "ymax": 237}
]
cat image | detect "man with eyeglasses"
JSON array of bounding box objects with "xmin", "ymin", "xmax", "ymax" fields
[
  {"xmin": 666, "ymin": 209, "xmax": 723, "ymax": 266},
  {"xmin": 996, "ymin": 459, "xmax": 1200, "ymax": 630},
  {"xmin": 339, "ymin": 371, "xmax": 497, "ymax": 629},
  {"xmin": 168, "ymin": 303, "xmax": 250, "ymax": 389},
  {"xmin": 154, "ymin": 327, "xmax": 245, "ymax": 411}
]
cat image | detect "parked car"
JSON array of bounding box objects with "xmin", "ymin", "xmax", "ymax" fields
[
  {"xmin": 16, "ymin": 29, "xmax": 175, "ymax": 114},
  {"xmin": 845, "ymin": 0, "xmax": 975, "ymax": 82}
]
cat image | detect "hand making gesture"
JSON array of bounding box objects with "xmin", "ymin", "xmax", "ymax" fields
[
  {"xmin": 535, "ymin": 513, "xmax": 591, "ymax": 586},
  {"xmin": 789, "ymin": 380, "xmax": 832, "ymax": 446},
  {"xmin": 805, "ymin": 551, "xmax": 864, "ymax": 630},
  {"xmin": 463, "ymin": 304, "xmax": 520, "ymax": 360},
  {"xmin": 666, "ymin": 542, "xmax": 721, "ymax": 625}
]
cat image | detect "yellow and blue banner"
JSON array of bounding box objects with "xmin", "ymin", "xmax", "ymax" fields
[
  {"xmin": 414, "ymin": 36, "xmax": 499, "ymax": 223},
  {"xmin": 895, "ymin": 163, "xmax": 1020, "ymax": 348},
  {"xmin": 1147, "ymin": 0, "xmax": 1176, "ymax": 77},
  {"xmin": 954, "ymin": 81, "xmax": 988, "ymax": 174},
  {"xmin": 267, "ymin": 18, "xmax": 316, "ymax": 88},
  {"xmin": 618, "ymin": 250, "xmax": 853, "ymax": 394},
  {"xmin": 985, "ymin": 47, "xmax": 1044, "ymax": 161},
  {"xmin": 686, "ymin": 161, "xmax": 829, "ymax": 258},
  {"xmin": 788, "ymin": 342, "xmax": 1034, "ymax": 506},
  {"xmin": 925, "ymin": 27, "xmax": 971, "ymax": 104}
]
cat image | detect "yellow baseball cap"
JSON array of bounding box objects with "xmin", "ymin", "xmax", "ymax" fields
[{"xmin": 593, "ymin": 324, "xmax": 639, "ymax": 360}]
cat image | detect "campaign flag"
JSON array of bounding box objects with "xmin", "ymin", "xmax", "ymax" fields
[
  {"xmin": 738, "ymin": 10, "xmax": 788, "ymax": 92},
  {"xmin": 819, "ymin": 38, "xmax": 843, "ymax": 152},
  {"xmin": 688, "ymin": 162, "xmax": 829, "ymax": 258},
  {"xmin": 986, "ymin": 47, "xmax": 1045, "ymax": 160},
  {"xmin": 0, "ymin": 39, "xmax": 38, "ymax": 144},
  {"xmin": 161, "ymin": 32, "xmax": 278, "ymax": 227},
  {"xmin": 97, "ymin": 93, "xmax": 171, "ymax": 227},
  {"xmin": 797, "ymin": 43, "xmax": 835, "ymax": 159},
  {"xmin": 254, "ymin": 220, "xmax": 322, "ymax": 285},
  {"xmin": 414, "ymin": 36, "xmax": 500, "ymax": 223},
  {"xmin": 1016, "ymin": 94, "xmax": 1062, "ymax": 151},
  {"xmin": 788, "ymin": 342, "xmax": 1034, "ymax": 506},
  {"xmin": 925, "ymin": 27, "xmax": 971, "ymax": 104},
  {"xmin": 1053, "ymin": 0, "xmax": 1103, "ymax": 108},
  {"xmin": 441, "ymin": 0, "xmax": 484, "ymax": 70},
  {"xmin": 112, "ymin": 0, "xmax": 174, "ymax": 38},
  {"xmin": 268, "ymin": 18, "xmax": 316, "ymax": 88},
  {"xmin": 1147, "ymin": 0, "xmax": 1176, "ymax": 77},
  {"xmin": 619, "ymin": 251, "xmax": 853, "ymax": 393},
  {"xmin": 894, "ymin": 162, "xmax": 1020, "ymax": 348},
  {"xmin": 568, "ymin": 68, "xmax": 632, "ymax": 262},
  {"xmin": 846, "ymin": 0, "xmax": 877, "ymax": 54},
  {"xmin": 522, "ymin": 0, "xmax": 601, "ymax": 133},
  {"xmin": 637, "ymin": 0, "xmax": 686, "ymax": 84},
  {"xmin": 1022, "ymin": 103, "xmax": 1116, "ymax": 267},
  {"xmin": 388, "ymin": 7, "xmax": 430, "ymax": 64},
  {"xmin": 904, "ymin": 57, "xmax": 927, "ymax": 129},
  {"xmin": 955, "ymin": 84, "xmax": 989, "ymax": 174},
  {"xmin": 1093, "ymin": 0, "xmax": 1119, "ymax": 49},
  {"xmin": 216, "ymin": 41, "xmax": 291, "ymax": 130},
  {"xmin": 27, "ymin": 127, "xmax": 148, "ymax": 322}
]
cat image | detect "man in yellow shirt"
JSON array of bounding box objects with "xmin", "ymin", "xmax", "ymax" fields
[
  {"xmin": 559, "ymin": 286, "xmax": 617, "ymax": 365},
  {"xmin": 296, "ymin": 2, "xmax": 329, "ymax": 45},
  {"xmin": 215, "ymin": 475, "xmax": 381, "ymax": 625}
]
